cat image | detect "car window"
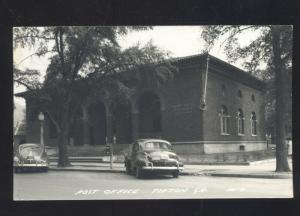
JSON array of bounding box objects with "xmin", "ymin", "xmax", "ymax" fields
[
  {"xmin": 133, "ymin": 142, "xmax": 139, "ymax": 152},
  {"xmin": 19, "ymin": 145, "xmax": 43, "ymax": 158},
  {"xmin": 141, "ymin": 142, "xmax": 171, "ymax": 150}
]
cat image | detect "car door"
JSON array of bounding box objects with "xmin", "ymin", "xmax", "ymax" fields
[{"xmin": 131, "ymin": 141, "xmax": 139, "ymax": 168}]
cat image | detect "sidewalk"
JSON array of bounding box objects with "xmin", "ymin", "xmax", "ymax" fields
[{"xmin": 49, "ymin": 158, "xmax": 293, "ymax": 179}]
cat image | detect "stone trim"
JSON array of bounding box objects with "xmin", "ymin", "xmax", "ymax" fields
[{"xmin": 172, "ymin": 140, "xmax": 266, "ymax": 145}]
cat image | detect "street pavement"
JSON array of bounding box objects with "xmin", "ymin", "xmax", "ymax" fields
[
  {"xmin": 13, "ymin": 158, "xmax": 293, "ymax": 200},
  {"xmin": 48, "ymin": 158, "xmax": 293, "ymax": 179},
  {"xmin": 14, "ymin": 170, "xmax": 293, "ymax": 200}
]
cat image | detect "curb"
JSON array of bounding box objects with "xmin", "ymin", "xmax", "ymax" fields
[
  {"xmin": 210, "ymin": 172, "xmax": 292, "ymax": 179},
  {"xmin": 183, "ymin": 162, "xmax": 250, "ymax": 165},
  {"xmin": 49, "ymin": 160, "xmax": 251, "ymax": 166},
  {"xmin": 49, "ymin": 167, "xmax": 125, "ymax": 173},
  {"xmin": 49, "ymin": 166, "xmax": 199, "ymax": 176},
  {"xmin": 48, "ymin": 167, "xmax": 292, "ymax": 179},
  {"xmin": 249, "ymin": 159, "xmax": 276, "ymax": 165}
]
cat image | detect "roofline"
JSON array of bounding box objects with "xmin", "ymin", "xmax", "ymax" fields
[
  {"xmin": 15, "ymin": 53, "xmax": 267, "ymax": 98},
  {"xmin": 169, "ymin": 53, "xmax": 266, "ymax": 90},
  {"xmin": 15, "ymin": 91, "xmax": 29, "ymax": 97},
  {"xmin": 207, "ymin": 54, "xmax": 266, "ymax": 86}
]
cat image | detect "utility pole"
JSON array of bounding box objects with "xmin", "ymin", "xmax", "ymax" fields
[{"xmin": 38, "ymin": 112, "xmax": 45, "ymax": 148}]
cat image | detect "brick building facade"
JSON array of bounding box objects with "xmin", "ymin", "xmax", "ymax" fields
[{"xmin": 17, "ymin": 53, "xmax": 267, "ymax": 155}]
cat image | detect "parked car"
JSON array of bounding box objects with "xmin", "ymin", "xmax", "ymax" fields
[
  {"xmin": 14, "ymin": 143, "xmax": 49, "ymax": 173},
  {"xmin": 125, "ymin": 139, "xmax": 184, "ymax": 178}
]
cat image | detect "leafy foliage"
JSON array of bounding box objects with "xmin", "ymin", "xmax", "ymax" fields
[{"xmin": 201, "ymin": 25, "xmax": 292, "ymax": 171}]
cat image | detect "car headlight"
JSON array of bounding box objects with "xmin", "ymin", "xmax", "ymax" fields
[
  {"xmin": 14, "ymin": 156, "xmax": 20, "ymax": 163},
  {"xmin": 140, "ymin": 152, "xmax": 150, "ymax": 160},
  {"xmin": 34, "ymin": 156, "xmax": 41, "ymax": 160},
  {"xmin": 169, "ymin": 154, "xmax": 179, "ymax": 160}
]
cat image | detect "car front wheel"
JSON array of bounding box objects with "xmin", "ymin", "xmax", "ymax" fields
[
  {"xmin": 172, "ymin": 170, "xmax": 179, "ymax": 178},
  {"xmin": 125, "ymin": 164, "xmax": 131, "ymax": 174}
]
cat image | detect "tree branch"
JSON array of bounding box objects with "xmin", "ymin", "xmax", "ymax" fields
[
  {"xmin": 44, "ymin": 110, "xmax": 62, "ymax": 134},
  {"xmin": 219, "ymin": 26, "xmax": 255, "ymax": 50},
  {"xmin": 16, "ymin": 50, "xmax": 54, "ymax": 66},
  {"xmin": 14, "ymin": 79, "xmax": 36, "ymax": 91},
  {"xmin": 14, "ymin": 35, "xmax": 55, "ymax": 41},
  {"xmin": 55, "ymin": 29, "xmax": 66, "ymax": 78}
]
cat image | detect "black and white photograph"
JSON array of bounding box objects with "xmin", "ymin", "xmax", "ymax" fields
[{"xmin": 13, "ymin": 25, "xmax": 293, "ymax": 200}]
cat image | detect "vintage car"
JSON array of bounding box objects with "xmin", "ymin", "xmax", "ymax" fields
[
  {"xmin": 14, "ymin": 143, "xmax": 49, "ymax": 172},
  {"xmin": 125, "ymin": 139, "xmax": 184, "ymax": 178}
]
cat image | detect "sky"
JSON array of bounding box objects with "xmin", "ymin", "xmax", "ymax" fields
[{"xmin": 13, "ymin": 26, "xmax": 261, "ymax": 106}]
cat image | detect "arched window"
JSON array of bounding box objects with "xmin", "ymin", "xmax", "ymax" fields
[
  {"xmin": 251, "ymin": 94, "xmax": 255, "ymax": 102},
  {"xmin": 238, "ymin": 90, "xmax": 242, "ymax": 98},
  {"xmin": 138, "ymin": 92, "xmax": 162, "ymax": 135},
  {"xmin": 251, "ymin": 112, "xmax": 257, "ymax": 135},
  {"xmin": 220, "ymin": 105, "xmax": 229, "ymax": 135},
  {"xmin": 221, "ymin": 85, "xmax": 226, "ymax": 96},
  {"xmin": 237, "ymin": 109, "xmax": 244, "ymax": 135}
]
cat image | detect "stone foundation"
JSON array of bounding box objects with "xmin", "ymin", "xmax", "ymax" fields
[
  {"xmin": 45, "ymin": 141, "xmax": 267, "ymax": 157},
  {"xmin": 203, "ymin": 141, "xmax": 267, "ymax": 154},
  {"xmin": 171, "ymin": 142, "xmax": 205, "ymax": 154}
]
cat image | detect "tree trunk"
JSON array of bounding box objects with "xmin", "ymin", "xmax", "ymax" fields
[
  {"xmin": 271, "ymin": 27, "xmax": 291, "ymax": 172},
  {"xmin": 57, "ymin": 101, "xmax": 71, "ymax": 167},
  {"xmin": 57, "ymin": 127, "xmax": 71, "ymax": 167}
]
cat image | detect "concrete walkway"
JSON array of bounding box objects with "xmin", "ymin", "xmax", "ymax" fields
[{"xmin": 49, "ymin": 158, "xmax": 293, "ymax": 179}]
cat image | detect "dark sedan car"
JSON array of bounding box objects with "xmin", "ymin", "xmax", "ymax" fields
[
  {"xmin": 125, "ymin": 139, "xmax": 184, "ymax": 178},
  {"xmin": 14, "ymin": 143, "xmax": 49, "ymax": 172}
]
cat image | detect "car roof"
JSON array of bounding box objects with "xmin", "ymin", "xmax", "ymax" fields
[
  {"xmin": 18, "ymin": 143, "xmax": 43, "ymax": 148},
  {"xmin": 136, "ymin": 139, "xmax": 171, "ymax": 144}
]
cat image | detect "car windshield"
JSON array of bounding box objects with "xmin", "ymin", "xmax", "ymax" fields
[
  {"xmin": 141, "ymin": 142, "xmax": 171, "ymax": 150},
  {"xmin": 19, "ymin": 145, "xmax": 43, "ymax": 158}
]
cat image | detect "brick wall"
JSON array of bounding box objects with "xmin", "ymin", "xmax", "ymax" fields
[
  {"xmin": 159, "ymin": 64, "xmax": 203, "ymax": 142},
  {"xmin": 22, "ymin": 54, "xmax": 266, "ymax": 155},
  {"xmin": 203, "ymin": 65, "xmax": 265, "ymax": 142}
]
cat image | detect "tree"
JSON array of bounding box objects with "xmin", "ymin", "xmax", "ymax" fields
[
  {"xmin": 201, "ymin": 25, "xmax": 292, "ymax": 172},
  {"xmin": 14, "ymin": 26, "xmax": 176, "ymax": 167}
]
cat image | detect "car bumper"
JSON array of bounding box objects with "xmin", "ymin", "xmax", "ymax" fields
[
  {"xmin": 141, "ymin": 166, "xmax": 184, "ymax": 171},
  {"xmin": 14, "ymin": 164, "xmax": 48, "ymax": 168}
]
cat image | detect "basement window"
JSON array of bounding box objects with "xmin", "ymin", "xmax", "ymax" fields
[{"xmin": 239, "ymin": 144, "xmax": 245, "ymax": 151}]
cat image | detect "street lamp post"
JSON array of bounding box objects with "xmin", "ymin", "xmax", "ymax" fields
[
  {"xmin": 110, "ymin": 135, "xmax": 116, "ymax": 170},
  {"xmin": 38, "ymin": 112, "xmax": 45, "ymax": 147}
]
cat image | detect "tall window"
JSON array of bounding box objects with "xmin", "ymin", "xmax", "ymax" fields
[
  {"xmin": 251, "ymin": 112, "xmax": 257, "ymax": 135},
  {"xmin": 221, "ymin": 85, "xmax": 226, "ymax": 96},
  {"xmin": 238, "ymin": 90, "xmax": 242, "ymax": 98},
  {"xmin": 251, "ymin": 94, "xmax": 255, "ymax": 102},
  {"xmin": 220, "ymin": 105, "xmax": 229, "ymax": 135},
  {"xmin": 139, "ymin": 92, "xmax": 162, "ymax": 134},
  {"xmin": 237, "ymin": 109, "xmax": 244, "ymax": 135}
]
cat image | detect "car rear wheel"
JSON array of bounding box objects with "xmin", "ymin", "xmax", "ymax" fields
[
  {"xmin": 172, "ymin": 170, "xmax": 179, "ymax": 178},
  {"xmin": 135, "ymin": 166, "xmax": 143, "ymax": 179}
]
